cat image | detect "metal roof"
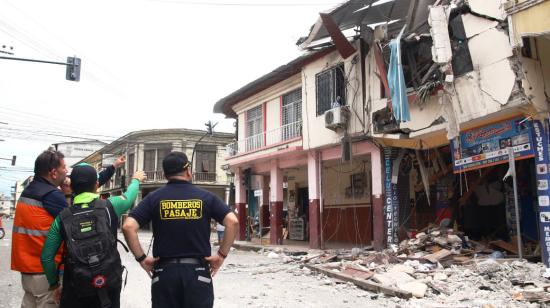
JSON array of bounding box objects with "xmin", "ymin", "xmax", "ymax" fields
[{"xmin": 298, "ymin": 0, "xmax": 436, "ymax": 49}]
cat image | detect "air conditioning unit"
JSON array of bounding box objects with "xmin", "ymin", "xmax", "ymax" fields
[
  {"xmin": 324, "ymin": 106, "xmax": 350, "ymax": 131},
  {"xmin": 373, "ymin": 107, "xmax": 399, "ymax": 134}
]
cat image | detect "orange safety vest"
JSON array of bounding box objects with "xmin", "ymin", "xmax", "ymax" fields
[{"xmin": 11, "ymin": 184, "xmax": 63, "ymax": 273}]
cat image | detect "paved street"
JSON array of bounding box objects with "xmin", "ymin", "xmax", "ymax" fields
[{"xmin": 1, "ymin": 219, "xmax": 372, "ymax": 308}]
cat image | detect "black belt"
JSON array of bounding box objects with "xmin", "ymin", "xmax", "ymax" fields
[{"xmin": 157, "ymin": 257, "xmax": 203, "ymax": 265}]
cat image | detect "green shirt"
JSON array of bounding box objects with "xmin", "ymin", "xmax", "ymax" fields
[{"xmin": 40, "ymin": 179, "xmax": 140, "ymax": 286}]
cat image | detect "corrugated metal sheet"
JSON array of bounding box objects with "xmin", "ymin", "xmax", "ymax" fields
[{"xmin": 299, "ymin": 0, "xmax": 436, "ymax": 49}]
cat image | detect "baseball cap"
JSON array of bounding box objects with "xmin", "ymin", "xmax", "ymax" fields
[
  {"xmin": 163, "ymin": 152, "xmax": 190, "ymax": 176},
  {"xmin": 70, "ymin": 163, "xmax": 98, "ymax": 194}
]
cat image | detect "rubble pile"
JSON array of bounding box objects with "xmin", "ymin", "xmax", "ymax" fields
[{"xmin": 257, "ymin": 228, "xmax": 550, "ymax": 306}]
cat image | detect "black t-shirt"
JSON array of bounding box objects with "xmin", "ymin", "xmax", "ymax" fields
[{"xmin": 129, "ymin": 180, "xmax": 231, "ymax": 258}]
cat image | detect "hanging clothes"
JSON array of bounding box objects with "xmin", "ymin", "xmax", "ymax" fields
[{"xmin": 387, "ymin": 26, "xmax": 411, "ymax": 122}]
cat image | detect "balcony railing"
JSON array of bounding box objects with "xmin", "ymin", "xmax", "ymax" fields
[
  {"xmin": 193, "ymin": 172, "xmax": 217, "ymax": 182},
  {"xmin": 226, "ymin": 121, "xmax": 302, "ymax": 157},
  {"xmin": 143, "ymin": 170, "xmax": 217, "ymax": 183},
  {"xmin": 144, "ymin": 170, "xmax": 166, "ymax": 183}
]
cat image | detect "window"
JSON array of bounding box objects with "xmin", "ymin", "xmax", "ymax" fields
[
  {"xmin": 246, "ymin": 105, "xmax": 264, "ymax": 151},
  {"xmin": 315, "ymin": 63, "xmax": 346, "ymax": 116},
  {"xmin": 144, "ymin": 145, "xmax": 172, "ymax": 172},
  {"xmin": 127, "ymin": 153, "xmax": 135, "ymax": 178},
  {"xmin": 195, "ymin": 144, "xmax": 217, "ymax": 182},
  {"xmin": 143, "ymin": 150, "xmax": 156, "ymax": 171},
  {"xmin": 156, "ymin": 148, "xmax": 170, "ymax": 171},
  {"xmin": 282, "ymin": 88, "xmax": 302, "ymax": 141}
]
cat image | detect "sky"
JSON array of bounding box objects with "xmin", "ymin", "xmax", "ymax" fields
[{"xmin": 0, "ymin": 0, "xmax": 344, "ymax": 195}]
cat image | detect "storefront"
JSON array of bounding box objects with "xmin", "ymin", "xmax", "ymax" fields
[{"xmin": 384, "ymin": 115, "xmax": 544, "ymax": 263}]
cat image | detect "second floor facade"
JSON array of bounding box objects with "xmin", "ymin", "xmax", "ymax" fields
[
  {"xmin": 215, "ymin": 0, "xmax": 550, "ymax": 165},
  {"xmin": 77, "ymin": 128, "xmax": 234, "ymax": 192}
]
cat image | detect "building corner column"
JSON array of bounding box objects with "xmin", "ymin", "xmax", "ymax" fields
[
  {"xmin": 270, "ymin": 160, "xmax": 283, "ymax": 245},
  {"xmin": 308, "ymin": 151, "xmax": 321, "ymax": 249},
  {"xmin": 234, "ymin": 167, "xmax": 247, "ymax": 241}
]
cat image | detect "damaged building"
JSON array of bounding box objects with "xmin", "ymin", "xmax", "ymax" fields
[{"xmin": 213, "ymin": 0, "xmax": 550, "ymax": 265}]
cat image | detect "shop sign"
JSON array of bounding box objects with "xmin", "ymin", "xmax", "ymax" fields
[
  {"xmin": 384, "ymin": 148, "xmax": 399, "ymax": 245},
  {"xmin": 532, "ymin": 120, "xmax": 550, "ymax": 267},
  {"xmin": 451, "ymin": 117, "xmax": 534, "ymax": 173}
]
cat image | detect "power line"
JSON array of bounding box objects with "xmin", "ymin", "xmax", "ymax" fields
[{"xmin": 148, "ymin": 0, "xmax": 339, "ymax": 6}]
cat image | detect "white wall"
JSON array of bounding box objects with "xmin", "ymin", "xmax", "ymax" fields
[
  {"xmin": 322, "ymin": 156, "xmax": 372, "ymax": 207},
  {"xmin": 302, "ymin": 46, "xmax": 365, "ymax": 150},
  {"xmin": 266, "ymin": 97, "xmax": 280, "ymax": 133}
]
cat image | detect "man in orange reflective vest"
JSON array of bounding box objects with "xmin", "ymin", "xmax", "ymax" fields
[
  {"xmin": 11, "ymin": 150, "xmax": 68, "ymax": 308},
  {"xmin": 11, "ymin": 150, "xmax": 123, "ymax": 308}
]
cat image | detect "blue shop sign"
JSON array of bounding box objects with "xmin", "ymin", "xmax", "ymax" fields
[{"xmin": 452, "ymin": 117, "xmax": 534, "ymax": 173}]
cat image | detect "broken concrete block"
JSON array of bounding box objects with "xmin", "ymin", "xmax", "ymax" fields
[
  {"xmin": 267, "ymin": 252, "xmax": 279, "ymax": 259},
  {"xmin": 423, "ymin": 249, "xmax": 452, "ymax": 263},
  {"xmin": 476, "ymin": 259, "xmax": 502, "ymax": 274},
  {"xmin": 433, "ymin": 237, "xmax": 448, "ymax": 246},
  {"xmin": 447, "ymin": 234, "xmax": 462, "ymax": 244},
  {"xmin": 462, "ymin": 13, "xmax": 499, "ymax": 38},
  {"xmin": 389, "ymin": 264, "xmax": 415, "ymax": 275},
  {"xmin": 372, "ymin": 271, "xmax": 415, "ymax": 286},
  {"xmin": 415, "ymin": 232, "xmax": 427, "ymax": 239},
  {"xmin": 468, "ymin": 0, "xmax": 506, "ymax": 21},
  {"xmin": 479, "ymin": 59, "xmax": 516, "ymax": 105},
  {"xmin": 433, "ymin": 272, "xmax": 447, "ymax": 281},
  {"xmin": 397, "ymin": 281, "xmax": 428, "ymax": 298},
  {"xmin": 468, "ymin": 28, "xmax": 513, "ymax": 68}
]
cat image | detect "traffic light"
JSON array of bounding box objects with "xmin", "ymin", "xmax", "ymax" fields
[
  {"xmin": 11, "ymin": 155, "xmax": 16, "ymax": 166},
  {"xmin": 66, "ymin": 57, "xmax": 81, "ymax": 82},
  {"xmin": 205, "ymin": 121, "xmax": 213, "ymax": 136}
]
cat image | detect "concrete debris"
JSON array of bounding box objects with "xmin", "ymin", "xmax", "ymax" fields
[
  {"xmin": 397, "ymin": 281, "xmax": 428, "ymax": 298},
  {"xmin": 467, "ymin": 0, "xmax": 507, "ymax": 21},
  {"xmin": 461, "ymin": 13, "xmax": 499, "ymax": 39},
  {"xmin": 237, "ymin": 224, "xmax": 550, "ymax": 306}
]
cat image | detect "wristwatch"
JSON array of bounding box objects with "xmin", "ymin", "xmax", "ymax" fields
[{"xmin": 135, "ymin": 253, "xmax": 147, "ymax": 262}]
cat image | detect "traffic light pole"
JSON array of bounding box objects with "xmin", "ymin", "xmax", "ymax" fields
[
  {"xmin": 0, "ymin": 156, "xmax": 16, "ymax": 166},
  {"xmin": 0, "ymin": 55, "xmax": 81, "ymax": 81},
  {"xmin": 191, "ymin": 132, "xmax": 209, "ymax": 172},
  {"xmin": 0, "ymin": 55, "xmax": 69, "ymax": 66}
]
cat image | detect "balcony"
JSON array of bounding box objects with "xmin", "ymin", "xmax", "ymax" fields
[
  {"xmin": 144, "ymin": 170, "xmax": 166, "ymax": 183},
  {"xmin": 142, "ymin": 170, "xmax": 218, "ymax": 183},
  {"xmin": 226, "ymin": 121, "xmax": 302, "ymax": 157},
  {"xmin": 193, "ymin": 172, "xmax": 217, "ymax": 182}
]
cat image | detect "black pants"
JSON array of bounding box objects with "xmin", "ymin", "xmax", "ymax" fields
[
  {"xmin": 60, "ymin": 285, "xmax": 121, "ymax": 308},
  {"xmin": 152, "ymin": 262, "xmax": 214, "ymax": 308}
]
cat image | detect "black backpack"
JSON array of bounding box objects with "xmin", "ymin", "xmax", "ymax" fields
[{"xmin": 59, "ymin": 198, "xmax": 123, "ymax": 300}]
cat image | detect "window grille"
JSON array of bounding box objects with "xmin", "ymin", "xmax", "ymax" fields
[
  {"xmin": 246, "ymin": 105, "xmax": 264, "ymax": 150},
  {"xmin": 282, "ymin": 88, "xmax": 302, "ymax": 141},
  {"xmin": 315, "ymin": 63, "xmax": 346, "ymax": 115}
]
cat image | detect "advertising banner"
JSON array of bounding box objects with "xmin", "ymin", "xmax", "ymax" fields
[
  {"xmin": 384, "ymin": 148, "xmax": 399, "ymax": 245},
  {"xmin": 451, "ymin": 117, "xmax": 534, "ymax": 173},
  {"xmin": 532, "ymin": 120, "xmax": 550, "ymax": 267}
]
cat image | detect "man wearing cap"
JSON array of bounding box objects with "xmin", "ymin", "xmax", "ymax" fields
[
  {"xmin": 40, "ymin": 164, "xmax": 146, "ymax": 307},
  {"xmin": 123, "ymin": 151, "xmax": 239, "ymax": 308},
  {"xmin": 11, "ymin": 151, "xmax": 124, "ymax": 308}
]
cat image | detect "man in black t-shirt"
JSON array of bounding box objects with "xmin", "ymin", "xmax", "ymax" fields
[{"xmin": 122, "ymin": 152, "xmax": 239, "ymax": 308}]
